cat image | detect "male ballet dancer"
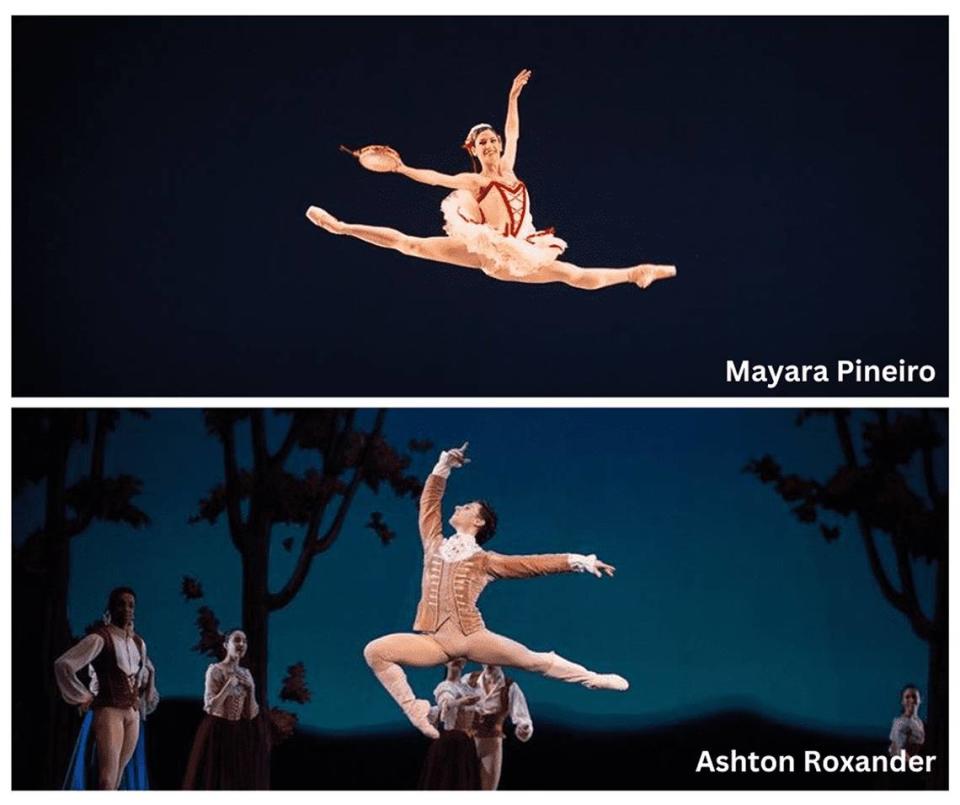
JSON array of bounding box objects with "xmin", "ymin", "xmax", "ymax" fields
[{"xmin": 363, "ymin": 442, "xmax": 628, "ymax": 738}]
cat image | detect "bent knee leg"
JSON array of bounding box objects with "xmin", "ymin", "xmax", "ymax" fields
[
  {"xmin": 363, "ymin": 634, "xmax": 417, "ymax": 670},
  {"xmin": 363, "ymin": 638, "xmax": 386, "ymax": 668}
]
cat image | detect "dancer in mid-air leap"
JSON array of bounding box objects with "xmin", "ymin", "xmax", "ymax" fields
[
  {"xmin": 363, "ymin": 442, "xmax": 628, "ymax": 739},
  {"xmin": 307, "ymin": 69, "xmax": 676, "ymax": 291}
]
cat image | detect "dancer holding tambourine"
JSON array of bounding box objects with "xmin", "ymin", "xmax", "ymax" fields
[{"xmin": 307, "ymin": 69, "xmax": 676, "ymax": 291}]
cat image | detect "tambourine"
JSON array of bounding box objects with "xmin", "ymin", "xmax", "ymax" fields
[{"xmin": 339, "ymin": 144, "xmax": 401, "ymax": 173}]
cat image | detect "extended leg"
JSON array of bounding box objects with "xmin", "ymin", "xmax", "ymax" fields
[
  {"xmin": 463, "ymin": 629, "xmax": 629, "ymax": 690},
  {"xmin": 363, "ymin": 633, "xmax": 451, "ymax": 738},
  {"xmin": 475, "ymin": 737, "xmax": 503, "ymax": 790},
  {"xmin": 526, "ymin": 260, "xmax": 676, "ymax": 291},
  {"xmin": 306, "ymin": 207, "xmax": 482, "ymax": 269},
  {"xmin": 92, "ymin": 708, "xmax": 125, "ymax": 790}
]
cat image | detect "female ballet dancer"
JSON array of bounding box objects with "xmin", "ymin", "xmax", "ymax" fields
[
  {"xmin": 418, "ymin": 659, "xmax": 483, "ymax": 789},
  {"xmin": 306, "ymin": 69, "xmax": 676, "ymax": 291}
]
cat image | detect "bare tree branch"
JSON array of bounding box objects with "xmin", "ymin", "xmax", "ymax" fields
[
  {"xmin": 272, "ymin": 414, "xmax": 304, "ymax": 468},
  {"xmin": 921, "ymin": 411, "xmax": 942, "ymax": 507},
  {"xmin": 222, "ymin": 420, "xmax": 245, "ymax": 552},
  {"xmin": 315, "ymin": 410, "xmax": 387, "ymax": 555},
  {"xmin": 830, "ymin": 412, "xmax": 931, "ymax": 629},
  {"xmin": 266, "ymin": 410, "xmax": 387, "ymax": 612},
  {"xmin": 66, "ymin": 411, "xmax": 108, "ymax": 537},
  {"xmin": 251, "ymin": 410, "xmax": 269, "ymax": 470}
]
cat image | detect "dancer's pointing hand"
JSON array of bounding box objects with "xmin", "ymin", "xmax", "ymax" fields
[
  {"xmin": 510, "ymin": 69, "xmax": 532, "ymax": 98},
  {"xmin": 447, "ymin": 441, "xmax": 470, "ymax": 467},
  {"xmin": 594, "ymin": 559, "xmax": 616, "ymax": 578}
]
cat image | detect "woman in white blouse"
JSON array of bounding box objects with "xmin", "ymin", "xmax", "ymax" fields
[
  {"xmin": 182, "ymin": 629, "xmax": 268, "ymax": 789},
  {"xmin": 419, "ymin": 658, "xmax": 483, "ymax": 789}
]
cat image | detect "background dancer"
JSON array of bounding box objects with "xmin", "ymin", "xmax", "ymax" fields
[
  {"xmin": 54, "ymin": 587, "xmax": 158, "ymax": 790},
  {"xmin": 462, "ymin": 664, "xmax": 533, "ymax": 790}
]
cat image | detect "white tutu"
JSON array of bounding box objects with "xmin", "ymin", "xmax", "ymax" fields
[{"xmin": 441, "ymin": 190, "xmax": 568, "ymax": 279}]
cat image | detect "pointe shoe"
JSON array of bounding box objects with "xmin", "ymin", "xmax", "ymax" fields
[
  {"xmin": 402, "ymin": 699, "xmax": 440, "ymax": 739},
  {"xmin": 631, "ymin": 264, "xmax": 677, "ymax": 289},
  {"xmin": 583, "ymin": 673, "xmax": 630, "ymax": 691},
  {"xmin": 305, "ymin": 206, "xmax": 342, "ymax": 233}
]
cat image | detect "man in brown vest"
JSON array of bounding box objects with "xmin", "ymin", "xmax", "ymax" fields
[
  {"xmin": 364, "ymin": 442, "xmax": 628, "ymax": 739},
  {"xmin": 54, "ymin": 587, "xmax": 159, "ymax": 789}
]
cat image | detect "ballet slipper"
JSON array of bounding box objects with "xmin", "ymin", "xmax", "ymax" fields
[
  {"xmin": 631, "ymin": 264, "xmax": 677, "ymax": 289},
  {"xmin": 583, "ymin": 673, "xmax": 630, "ymax": 691},
  {"xmin": 542, "ymin": 653, "xmax": 630, "ymax": 692},
  {"xmin": 402, "ymin": 699, "xmax": 440, "ymax": 739},
  {"xmin": 305, "ymin": 206, "xmax": 343, "ymax": 233}
]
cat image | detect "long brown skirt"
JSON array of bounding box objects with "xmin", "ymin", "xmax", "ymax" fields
[
  {"xmin": 417, "ymin": 729, "xmax": 482, "ymax": 790},
  {"xmin": 182, "ymin": 713, "xmax": 269, "ymax": 789}
]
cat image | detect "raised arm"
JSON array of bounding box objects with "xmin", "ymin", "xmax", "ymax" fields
[
  {"xmin": 396, "ymin": 160, "xmax": 481, "ymax": 192},
  {"xmin": 502, "ymin": 69, "xmax": 531, "ymax": 172},
  {"xmin": 419, "ymin": 443, "xmax": 470, "ymax": 551}
]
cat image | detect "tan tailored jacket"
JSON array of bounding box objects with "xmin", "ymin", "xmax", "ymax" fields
[{"xmin": 412, "ymin": 474, "xmax": 572, "ymax": 635}]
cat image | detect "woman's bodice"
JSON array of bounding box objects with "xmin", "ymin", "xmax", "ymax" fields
[
  {"xmin": 475, "ymin": 179, "xmax": 532, "ymax": 237},
  {"xmin": 204, "ymin": 663, "xmax": 259, "ymax": 722}
]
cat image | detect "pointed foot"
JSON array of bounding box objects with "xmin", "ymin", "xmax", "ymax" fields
[
  {"xmin": 305, "ymin": 206, "xmax": 344, "ymax": 234},
  {"xmin": 584, "ymin": 673, "xmax": 630, "ymax": 691},
  {"xmin": 403, "ymin": 699, "xmax": 439, "ymax": 739},
  {"xmin": 631, "ymin": 264, "xmax": 677, "ymax": 289}
]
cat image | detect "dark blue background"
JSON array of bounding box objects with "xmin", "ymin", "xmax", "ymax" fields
[
  {"xmin": 14, "ymin": 18, "xmax": 947, "ymax": 396},
  {"xmin": 12, "ymin": 409, "xmax": 938, "ymax": 735}
]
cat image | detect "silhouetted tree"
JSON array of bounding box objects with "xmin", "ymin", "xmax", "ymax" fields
[
  {"xmin": 12, "ymin": 409, "xmax": 150, "ymax": 788},
  {"xmin": 745, "ymin": 410, "xmax": 947, "ymax": 788},
  {"xmin": 188, "ymin": 409, "xmax": 422, "ymax": 758}
]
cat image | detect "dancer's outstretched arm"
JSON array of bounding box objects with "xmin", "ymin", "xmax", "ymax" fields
[
  {"xmin": 395, "ymin": 157, "xmax": 482, "ymax": 192},
  {"xmin": 485, "ymin": 551, "xmax": 616, "ymax": 579},
  {"xmin": 502, "ymin": 68, "xmax": 531, "ymax": 172}
]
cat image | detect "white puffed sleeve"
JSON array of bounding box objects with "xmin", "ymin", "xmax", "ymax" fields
[
  {"xmin": 203, "ymin": 664, "xmax": 223, "ymax": 713},
  {"xmin": 508, "ymin": 683, "xmax": 533, "ymax": 741},
  {"xmin": 434, "ymin": 680, "xmax": 468, "ymax": 730},
  {"xmin": 54, "ymin": 633, "xmax": 104, "ymax": 707},
  {"xmin": 139, "ymin": 653, "xmax": 160, "ymax": 718},
  {"xmin": 244, "ymin": 670, "xmax": 260, "ymax": 719}
]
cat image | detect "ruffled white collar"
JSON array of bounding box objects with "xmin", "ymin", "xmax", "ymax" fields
[{"xmin": 439, "ymin": 532, "xmax": 482, "ymax": 562}]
